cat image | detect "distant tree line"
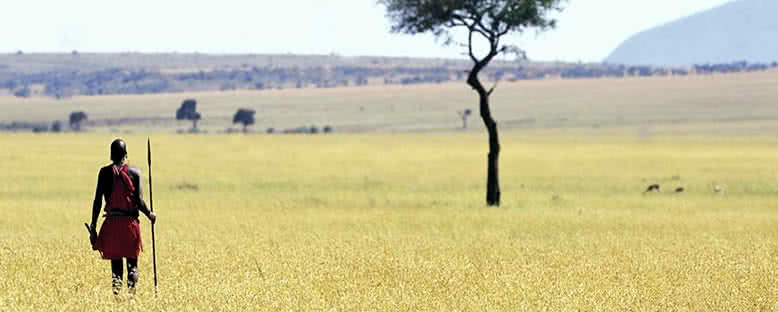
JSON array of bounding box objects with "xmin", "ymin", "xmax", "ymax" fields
[
  {"xmin": 0, "ymin": 111, "xmax": 87, "ymax": 133},
  {"xmin": 2, "ymin": 61, "xmax": 777, "ymax": 98},
  {"xmin": 1, "ymin": 99, "xmax": 335, "ymax": 135},
  {"xmin": 691, "ymin": 61, "xmax": 776, "ymax": 74}
]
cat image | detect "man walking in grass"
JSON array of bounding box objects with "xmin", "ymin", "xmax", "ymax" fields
[{"xmin": 88, "ymin": 139, "xmax": 157, "ymax": 295}]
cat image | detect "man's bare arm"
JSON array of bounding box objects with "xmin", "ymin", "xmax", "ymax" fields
[
  {"xmin": 91, "ymin": 170, "xmax": 105, "ymax": 229},
  {"xmin": 130, "ymin": 168, "xmax": 156, "ymax": 223}
]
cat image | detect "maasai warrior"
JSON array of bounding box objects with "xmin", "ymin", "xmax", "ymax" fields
[{"xmin": 89, "ymin": 139, "xmax": 157, "ymax": 295}]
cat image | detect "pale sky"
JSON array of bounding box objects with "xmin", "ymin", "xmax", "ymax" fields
[{"xmin": 0, "ymin": 0, "xmax": 734, "ymax": 62}]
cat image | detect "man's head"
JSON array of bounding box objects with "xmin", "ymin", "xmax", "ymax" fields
[{"xmin": 110, "ymin": 139, "xmax": 127, "ymax": 163}]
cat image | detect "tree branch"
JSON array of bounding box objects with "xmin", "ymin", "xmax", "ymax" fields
[
  {"xmin": 467, "ymin": 29, "xmax": 477, "ymax": 63},
  {"xmin": 487, "ymin": 79, "xmax": 499, "ymax": 96},
  {"xmin": 472, "ymin": 27, "xmax": 491, "ymax": 42},
  {"xmin": 497, "ymin": 26, "xmax": 511, "ymax": 37},
  {"xmin": 473, "ymin": 10, "xmax": 496, "ymax": 38},
  {"xmin": 452, "ymin": 14, "xmax": 469, "ymax": 25}
]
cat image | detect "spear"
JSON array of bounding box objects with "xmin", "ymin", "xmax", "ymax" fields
[{"xmin": 148, "ymin": 138, "xmax": 158, "ymax": 294}]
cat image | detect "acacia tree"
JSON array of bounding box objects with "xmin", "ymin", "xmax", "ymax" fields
[
  {"xmin": 69, "ymin": 111, "xmax": 88, "ymax": 131},
  {"xmin": 379, "ymin": 0, "xmax": 563, "ymax": 206},
  {"xmin": 176, "ymin": 99, "xmax": 202, "ymax": 132},
  {"xmin": 233, "ymin": 108, "xmax": 256, "ymax": 133}
]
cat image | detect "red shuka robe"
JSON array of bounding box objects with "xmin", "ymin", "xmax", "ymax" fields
[{"xmin": 94, "ymin": 164, "xmax": 143, "ymax": 259}]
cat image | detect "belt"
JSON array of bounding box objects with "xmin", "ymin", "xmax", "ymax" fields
[{"xmin": 103, "ymin": 210, "xmax": 139, "ymax": 218}]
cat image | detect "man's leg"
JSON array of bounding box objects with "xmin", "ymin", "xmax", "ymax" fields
[
  {"xmin": 126, "ymin": 258, "xmax": 138, "ymax": 295},
  {"xmin": 110, "ymin": 259, "xmax": 124, "ymax": 295}
]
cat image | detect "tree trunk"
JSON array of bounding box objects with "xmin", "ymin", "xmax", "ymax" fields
[
  {"xmin": 192, "ymin": 120, "xmax": 198, "ymax": 132},
  {"xmin": 468, "ymin": 62, "xmax": 501, "ymax": 207},
  {"xmin": 480, "ymin": 92, "xmax": 501, "ymax": 206}
]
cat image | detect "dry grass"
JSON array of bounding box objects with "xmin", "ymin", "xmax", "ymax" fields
[
  {"xmin": 2, "ymin": 70, "xmax": 778, "ymax": 135},
  {"xmin": 0, "ymin": 134, "xmax": 776, "ymax": 310}
]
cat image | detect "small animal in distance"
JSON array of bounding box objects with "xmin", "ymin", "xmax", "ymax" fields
[{"xmin": 644, "ymin": 184, "xmax": 660, "ymax": 193}]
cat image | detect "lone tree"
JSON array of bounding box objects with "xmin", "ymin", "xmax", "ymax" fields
[
  {"xmin": 379, "ymin": 0, "xmax": 563, "ymax": 206},
  {"xmin": 176, "ymin": 99, "xmax": 202, "ymax": 131},
  {"xmin": 233, "ymin": 108, "xmax": 256, "ymax": 133},
  {"xmin": 458, "ymin": 108, "xmax": 472, "ymax": 129},
  {"xmin": 69, "ymin": 111, "xmax": 88, "ymax": 131}
]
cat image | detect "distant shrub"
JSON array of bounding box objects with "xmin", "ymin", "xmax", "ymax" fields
[
  {"xmin": 5, "ymin": 121, "xmax": 45, "ymax": 131},
  {"xmin": 220, "ymin": 83, "xmax": 236, "ymax": 91},
  {"xmin": 51, "ymin": 121, "xmax": 63, "ymax": 133},
  {"xmin": 69, "ymin": 111, "xmax": 88, "ymax": 131},
  {"xmin": 173, "ymin": 182, "xmax": 199, "ymax": 192},
  {"xmin": 13, "ymin": 87, "xmax": 31, "ymax": 98},
  {"xmin": 283, "ymin": 126, "xmax": 312, "ymax": 134},
  {"xmin": 458, "ymin": 109, "xmax": 472, "ymax": 129},
  {"xmin": 3, "ymin": 80, "xmax": 18, "ymax": 89}
]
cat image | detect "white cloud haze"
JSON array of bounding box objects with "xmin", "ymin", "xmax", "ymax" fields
[{"xmin": 1, "ymin": 0, "xmax": 733, "ymax": 62}]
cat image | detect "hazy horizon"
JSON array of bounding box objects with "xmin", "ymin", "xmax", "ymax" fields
[{"xmin": 2, "ymin": 0, "xmax": 733, "ymax": 62}]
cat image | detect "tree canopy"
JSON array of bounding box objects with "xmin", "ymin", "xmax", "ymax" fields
[
  {"xmin": 233, "ymin": 108, "xmax": 256, "ymax": 132},
  {"xmin": 69, "ymin": 111, "xmax": 88, "ymax": 131},
  {"xmin": 176, "ymin": 99, "xmax": 202, "ymax": 131},
  {"xmin": 176, "ymin": 99, "xmax": 201, "ymax": 122},
  {"xmin": 379, "ymin": 0, "xmax": 563, "ymax": 65},
  {"xmin": 380, "ymin": 0, "xmax": 560, "ymax": 34}
]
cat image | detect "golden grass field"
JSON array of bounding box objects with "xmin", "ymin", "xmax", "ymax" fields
[{"xmin": 0, "ymin": 134, "xmax": 776, "ymax": 310}]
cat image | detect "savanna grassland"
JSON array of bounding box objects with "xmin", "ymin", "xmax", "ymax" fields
[
  {"xmin": 2, "ymin": 70, "xmax": 778, "ymax": 135},
  {"xmin": 0, "ymin": 134, "xmax": 776, "ymax": 311}
]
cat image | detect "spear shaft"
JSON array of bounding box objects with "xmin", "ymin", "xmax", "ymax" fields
[{"xmin": 148, "ymin": 138, "xmax": 158, "ymax": 294}]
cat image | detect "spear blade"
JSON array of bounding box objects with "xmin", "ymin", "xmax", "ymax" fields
[{"xmin": 147, "ymin": 138, "xmax": 152, "ymax": 167}]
